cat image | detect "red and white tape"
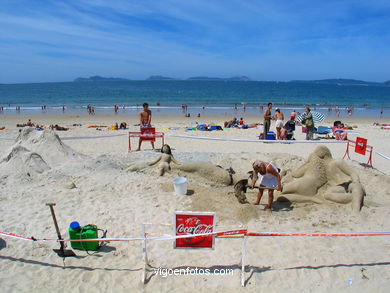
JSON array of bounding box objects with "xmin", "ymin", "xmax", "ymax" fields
[
  {"xmin": 2, "ymin": 229, "xmax": 390, "ymax": 243},
  {"xmin": 0, "ymin": 229, "xmax": 247, "ymax": 243}
]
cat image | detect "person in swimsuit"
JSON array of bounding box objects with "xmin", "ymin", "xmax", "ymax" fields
[
  {"xmin": 137, "ymin": 103, "xmax": 154, "ymax": 151},
  {"xmin": 250, "ymin": 160, "xmax": 282, "ymax": 212},
  {"xmin": 262, "ymin": 102, "xmax": 273, "ymax": 139},
  {"xmin": 274, "ymin": 108, "xmax": 284, "ymax": 139}
]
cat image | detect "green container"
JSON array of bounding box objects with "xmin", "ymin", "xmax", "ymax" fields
[{"xmin": 68, "ymin": 224, "xmax": 99, "ymax": 251}]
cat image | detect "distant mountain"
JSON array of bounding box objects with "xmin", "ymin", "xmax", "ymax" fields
[
  {"xmin": 74, "ymin": 75, "xmax": 130, "ymax": 82},
  {"xmin": 187, "ymin": 76, "xmax": 252, "ymax": 81},
  {"xmin": 146, "ymin": 75, "xmax": 178, "ymax": 80},
  {"xmin": 289, "ymin": 78, "xmax": 382, "ymax": 86},
  {"xmin": 228, "ymin": 76, "xmax": 252, "ymax": 81}
]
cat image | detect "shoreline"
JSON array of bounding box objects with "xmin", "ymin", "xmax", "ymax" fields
[{"xmin": 1, "ymin": 112, "xmax": 389, "ymax": 125}]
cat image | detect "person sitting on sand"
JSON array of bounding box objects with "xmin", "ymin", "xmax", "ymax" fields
[
  {"xmin": 26, "ymin": 119, "xmax": 34, "ymax": 127},
  {"xmin": 250, "ymin": 160, "xmax": 282, "ymax": 212},
  {"xmin": 137, "ymin": 103, "xmax": 154, "ymax": 151},
  {"xmin": 333, "ymin": 123, "xmax": 347, "ymax": 140},
  {"xmin": 279, "ymin": 125, "xmax": 288, "ymax": 140},
  {"xmin": 119, "ymin": 122, "xmax": 127, "ymax": 129},
  {"xmin": 224, "ymin": 117, "xmax": 238, "ymax": 128}
]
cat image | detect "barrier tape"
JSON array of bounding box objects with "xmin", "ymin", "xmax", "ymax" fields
[
  {"xmin": 2, "ymin": 132, "xmax": 390, "ymax": 161},
  {"xmin": 2, "ymin": 230, "xmax": 390, "ymax": 243},
  {"xmin": 374, "ymin": 151, "xmax": 390, "ymax": 161},
  {"xmin": 246, "ymin": 231, "xmax": 390, "ymax": 237},
  {"xmin": 0, "ymin": 229, "xmax": 247, "ymax": 243},
  {"xmin": 61, "ymin": 134, "xmax": 127, "ymax": 140},
  {"xmin": 165, "ymin": 133, "xmax": 346, "ymax": 144},
  {"xmin": 0, "ymin": 134, "xmax": 127, "ymax": 141}
]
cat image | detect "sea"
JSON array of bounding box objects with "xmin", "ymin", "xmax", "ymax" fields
[{"xmin": 0, "ymin": 80, "xmax": 389, "ymax": 118}]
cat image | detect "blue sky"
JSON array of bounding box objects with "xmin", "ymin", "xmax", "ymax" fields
[{"xmin": 1, "ymin": 0, "xmax": 389, "ymax": 83}]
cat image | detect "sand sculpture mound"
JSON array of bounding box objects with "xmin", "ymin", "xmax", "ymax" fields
[
  {"xmin": 0, "ymin": 145, "xmax": 50, "ymax": 180},
  {"xmin": 15, "ymin": 128, "xmax": 81, "ymax": 165},
  {"xmin": 277, "ymin": 145, "xmax": 364, "ymax": 212}
]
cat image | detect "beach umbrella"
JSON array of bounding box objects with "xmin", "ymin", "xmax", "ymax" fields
[{"xmin": 296, "ymin": 111, "xmax": 325, "ymax": 124}]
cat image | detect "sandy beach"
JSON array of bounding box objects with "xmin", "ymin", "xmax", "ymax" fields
[{"xmin": 1, "ymin": 113, "xmax": 390, "ymax": 292}]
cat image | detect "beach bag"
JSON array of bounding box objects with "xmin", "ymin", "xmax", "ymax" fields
[{"xmin": 305, "ymin": 118, "xmax": 314, "ymax": 128}]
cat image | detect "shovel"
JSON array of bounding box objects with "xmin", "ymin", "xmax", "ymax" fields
[{"xmin": 46, "ymin": 203, "xmax": 76, "ymax": 257}]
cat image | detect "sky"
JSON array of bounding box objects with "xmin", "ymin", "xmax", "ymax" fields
[{"xmin": 1, "ymin": 0, "xmax": 389, "ymax": 83}]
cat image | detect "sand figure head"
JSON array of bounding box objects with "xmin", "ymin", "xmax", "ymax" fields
[
  {"xmin": 313, "ymin": 145, "xmax": 332, "ymax": 160},
  {"xmin": 161, "ymin": 144, "xmax": 172, "ymax": 155}
]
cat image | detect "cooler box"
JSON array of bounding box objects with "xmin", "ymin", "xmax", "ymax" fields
[
  {"xmin": 266, "ymin": 131, "xmax": 276, "ymax": 140},
  {"xmin": 68, "ymin": 222, "xmax": 99, "ymax": 251}
]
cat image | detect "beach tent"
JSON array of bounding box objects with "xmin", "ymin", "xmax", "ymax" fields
[{"xmin": 296, "ymin": 111, "xmax": 325, "ymax": 124}]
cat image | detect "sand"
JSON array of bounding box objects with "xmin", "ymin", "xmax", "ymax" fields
[{"xmin": 0, "ymin": 113, "xmax": 390, "ymax": 292}]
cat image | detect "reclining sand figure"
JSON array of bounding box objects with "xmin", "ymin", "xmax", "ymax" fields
[
  {"xmin": 127, "ymin": 144, "xmax": 234, "ymax": 185},
  {"xmin": 148, "ymin": 144, "xmax": 180, "ymax": 176},
  {"xmin": 278, "ymin": 145, "xmax": 364, "ymax": 212}
]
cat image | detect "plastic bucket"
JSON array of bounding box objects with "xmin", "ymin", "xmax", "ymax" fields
[{"xmin": 172, "ymin": 177, "xmax": 188, "ymax": 195}]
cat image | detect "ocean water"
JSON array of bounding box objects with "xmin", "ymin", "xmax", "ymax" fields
[{"xmin": 0, "ymin": 80, "xmax": 389, "ymax": 118}]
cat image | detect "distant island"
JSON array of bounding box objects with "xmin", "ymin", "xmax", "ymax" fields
[
  {"xmin": 288, "ymin": 78, "xmax": 385, "ymax": 86},
  {"xmin": 71, "ymin": 76, "xmax": 389, "ymax": 86},
  {"xmin": 74, "ymin": 76, "xmax": 130, "ymax": 82},
  {"xmin": 187, "ymin": 76, "xmax": 252, "ymax": 81},
  {"xmin": 146, "ymin": 75, "xmax": 177, "ymax": 80},
  {"xmin": 146, "ymin": 75, "xmax": 252, "ymax": 81}
]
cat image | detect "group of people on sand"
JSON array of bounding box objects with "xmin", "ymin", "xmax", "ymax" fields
[
  {"xmin": 262, "ymin": 102, "xmax": 315, "ymax": 140},
  {"xmin": 16, "ymin": 119, "xmax": 45, "ymax": 130},
  {"xmin": 16, "ymin": 119, "xmax": 70, "ymax": 131}
]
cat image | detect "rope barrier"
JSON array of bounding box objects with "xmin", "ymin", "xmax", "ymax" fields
[
  {"xmin": 2, "ymin": 132, "xmax": 390, "ymax": 161},
  {"xmin": 165, "ymin": 133, "xmax": 346, "ymax": 143},
  {"xmin": 246, "ymin": 231, "xmax": 390, "ymax": 237},
  {"xmin": 0, "ymin": 134, "xmax": 127, "ymax": 141},
  {"xmin": 61, "ymin": 134, "xmax": 127, "ymax": 140},
  {"xmin": 374, "ymin": 150, "xmax": 390, "ymax": 161},
  {"xmin": 2, "ymin": 230, "xmax": 390, "ymax": 243}
]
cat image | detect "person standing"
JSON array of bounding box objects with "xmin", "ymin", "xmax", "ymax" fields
[
  {"xmin": 302, "ymin": 107, "xmax": 315, "ymax": 140},
  {"xmin": 274, "ymin": 108, "xmax": 284, "ymax": 139},
  {"xmin": 137, "ymin": 103, "xmax": 154, "ymax": 151},
  {"xmin": 262, "ymin": 102, "xmax": 273, "ymax": 139},
  {"xmin": 250, "ymin": 160, "xmax": 282, "ymax": 212}
]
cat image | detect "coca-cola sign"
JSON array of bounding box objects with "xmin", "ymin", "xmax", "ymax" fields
[
  {"xmin": 355, "ymin": 137, "xmax": 367, "ymax": 155},
  {"xmin": 174, "ymin": 212, "xmax": 216, "ymax": 249}
]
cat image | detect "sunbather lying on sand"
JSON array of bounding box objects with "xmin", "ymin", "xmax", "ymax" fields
[
  {"xmin": 17, "ymin": 119, "xmax": 35, "ymax": 127},
  {"xmin": 50, "ymin": 124, "xmax": 69, "ymax": 131}
]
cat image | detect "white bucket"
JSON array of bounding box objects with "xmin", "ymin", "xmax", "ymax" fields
[{"xmin": 172, "ymin": 177, "xmax": 188, "ymax": 195}]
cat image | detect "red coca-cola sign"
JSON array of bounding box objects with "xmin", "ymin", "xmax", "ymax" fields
[
  {"xmin": 355, "ymin": 137, "xmax": 367, "ymax": 155},
  {"xmin": 174, "ymin": 212, "xmax": 216, "ymax": 249}
]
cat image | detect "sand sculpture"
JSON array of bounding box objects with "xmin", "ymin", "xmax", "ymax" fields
[
  {"xmin": 233, "ymin": 146, "xmax": 364, "ymax": 212},
  {"xmin": 127, "ymin": 144, "xmax": 234, "ymax": 185},
  {"xmin": 278, "ymin": 145, "xmax": 364, "ymax": 211}
]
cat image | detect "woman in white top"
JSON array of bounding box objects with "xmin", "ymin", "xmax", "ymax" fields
[
  {"xmin": 250, "ymin": 160, "xmax": 282, "ymax": 212},
  {"xmin": 274, "ymin": 108, "xmax": 284, "ymax": 140}
]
